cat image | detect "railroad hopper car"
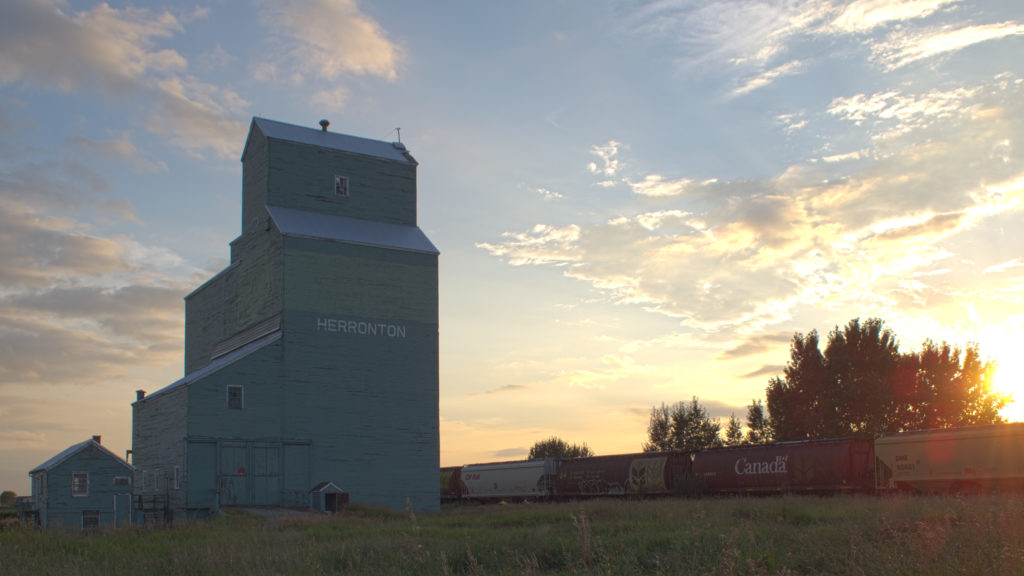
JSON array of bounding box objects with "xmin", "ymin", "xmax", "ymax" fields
[
  {"xmin": 458, "ymin": 459, "xmax": 559, "ymax": 501},
  {"xmin": 692, "ymin": 438, "xmax": 876, "ymax": 493},
  {"xmin": 874, "ymin": 422, "xmax": 1024, "ymax": 493},
  {"xmin": 440, "ymin": 466, "xmax": 466, "ymax": 502},
  {"xmin": 554, "ymin": 451, "xmax": 693, "ymax": 498}
]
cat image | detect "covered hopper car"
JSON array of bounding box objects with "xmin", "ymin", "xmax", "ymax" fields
[
  {"xmin": 875, "ymin": 422, "xmax": 1024, "ymax": 493},
  {"xmin": 554, "ymin": 451, "xmax": 692, "ymax": 498},
  {"xmin": 442, "ymin": 423, "xmax": 1024, "ymax": 502},
  {"xmin": 692, "ymin": 437, "xmax": 875, "ymax": 493}
]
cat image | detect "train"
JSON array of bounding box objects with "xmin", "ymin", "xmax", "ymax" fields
[{"xmin": 442, "ymin": 423, "xmax": 1024, "ymax": 501}]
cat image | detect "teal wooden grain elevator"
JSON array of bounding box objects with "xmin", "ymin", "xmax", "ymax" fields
[{"xmin": 131, "ymin": 118, "xmax": 439, "ymax": 517}]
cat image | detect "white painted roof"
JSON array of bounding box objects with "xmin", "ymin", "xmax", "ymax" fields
[
  {"xmin": 30, "ymin": 438, "xmax": 132, "ymax": 474},
  {"xmin": 245, "ymin": 117, "xmax": 416, "ymax": 164},
  {"xmin": 267, "ymin": 205, "xmax": 439, "ymax": 255}
]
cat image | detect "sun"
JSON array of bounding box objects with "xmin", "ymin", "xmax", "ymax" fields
[{"xmin": 991, "ymin": 350, "xmax": 1024, "ymax": 422}]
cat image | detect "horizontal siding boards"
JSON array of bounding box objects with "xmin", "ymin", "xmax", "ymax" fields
[
  {"xmin": 267, "ymin": 140, "xmax": 417, "ymax": 226},
  {"xmin": 186, "ymin": 230, "xmax": 284, "ymax": 374},
  {"xmin": 41, "ymin": 444, "xmax": 132, "ymax": 530},
  {"xmin": 186, "ymin": 339, "xmax": 286, "ymax": 441},
  {"xmin": 135, "ymin": 118, "xmax": 440, "ymax": 517},
  {"xmin": 132, "ymin": 386, "xmax": 187, "ymax": 512},
  {"xmin": 281, "ymin": 235, "xmax": 439, "ymax": 511},
  {"xmin": 241, "ymin": 124, "xmax": 270, "ymax": 239},
  {"xmin": 283, "ymin": 237, "xmax": 438, "ymax": 323}
]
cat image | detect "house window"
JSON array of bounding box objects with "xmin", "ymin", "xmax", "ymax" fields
[
  {"xmin": 334, "ymin": 175, "xmax": 349, "ymax": 197},
  {"xmin": 113, "ymin": 476, "xmax": 130, "ymax": 487},
  {"xmin": 227, "ymin": 385, "xmax": 244, "ymax": 410},
  {"xmin": 82, "ymin": 510, "xmax": 100, "ymax": 530},
  {"xmin": 72, "ymin": 472, "xmax": 89, "ymax": 497}
]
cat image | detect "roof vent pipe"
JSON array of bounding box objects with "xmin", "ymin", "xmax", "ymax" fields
[{"xmin": 319, "ymin": 119, "xmax": 330, "ymax": 132}]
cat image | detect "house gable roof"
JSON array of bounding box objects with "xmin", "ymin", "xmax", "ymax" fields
[{"xmin": 30, "ymin": 438, "xmax": 133, "ymax": 475}]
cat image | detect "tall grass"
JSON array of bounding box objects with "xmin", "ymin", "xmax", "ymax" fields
[{"xmin": 2, "ymin": 495, "xmax": 1023, "ymax": 575}]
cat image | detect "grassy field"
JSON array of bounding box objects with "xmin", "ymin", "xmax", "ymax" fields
[{"xmin": 2, "ymin": 495, "xmax": 1024, "ymax": 575}]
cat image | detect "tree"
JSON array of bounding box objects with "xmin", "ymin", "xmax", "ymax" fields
[
  {"xmin": 766, "ymin": 330, "xmax": 828, "ymax": 440},
  {"xmin": 724, "ymin": 413, "xmax": 744, "ymax": 446},
  {"xmin": 767, "ymin": 318, "xmax": 1006, "ymax": 441},
  {"xmin": 903, "ymin": 341, "xmax": 1005, "ymax": 428},
  {"xmin": 643, "ymin": 397, "xmax": 723, "ymax": 452},
  {"xmin": 745, "ymin": 399, "xmax": 771, "ymax": 444},
  {"xmin": 0, "ymin": 490, "xmax": 15, "ymax": 507},
  {"xmin": 528, "ymin": 436, "xmax": 593, "ymax": 459}
]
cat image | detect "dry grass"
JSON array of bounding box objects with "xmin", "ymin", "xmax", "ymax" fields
[{"xmin": 2, "ymin": 495, "xmax": 1023, "ymax": 575}]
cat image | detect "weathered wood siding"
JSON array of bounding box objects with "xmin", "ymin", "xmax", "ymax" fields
[
  {"xmin": 184, "ymin": 228, "xmax": 283, "ymax": 375},
  {"xmin": 35, "ymin": 445, "xmax": 132, "ymax": 530},
  {"xmin": 134, "ymin": 118, "xmax": 439, "ymax": 516},
  {"xmin": 241, "ymin": 123, "xmax": 270, "ymax": 240},
  {"xmin": 282, "ymin": 237, "xmax": 440, "ymax": 510},
  {"xmin": 132, "ymin": 386, "xmax": 187, "ymax": 512},
  {"xmin": 265, "ymin": 139, "xmax": 417, "ymax": 226}
]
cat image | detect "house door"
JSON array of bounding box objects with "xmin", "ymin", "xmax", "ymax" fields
[{"xmin": 114, "ymin": 493, "xmax": 132, "ymax": 527}]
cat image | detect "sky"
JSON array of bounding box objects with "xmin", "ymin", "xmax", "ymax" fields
[{"xmin": 1, "ymin": 0, "xmax": 1023, "ymax": 494}]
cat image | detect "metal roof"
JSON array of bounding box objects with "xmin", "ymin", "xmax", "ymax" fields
[
  {"xmin": 243, "ymin": 117, "xmax": 416, "ymax": 164},
  {"xmin": 139, "ymin": 330, "xmax": 283, "ymax": 403},
  {"xmin": 267, "ymin": 205, "xmax": 439, "ymax": 255},
  {"xmin": 30, "ymin": 438, "xmax": 133, "ymax": 475}
]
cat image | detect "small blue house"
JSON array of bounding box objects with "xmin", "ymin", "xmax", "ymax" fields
[{"xmin": 26, "ymin": 436, "xmax": 133, "ymax": 530}]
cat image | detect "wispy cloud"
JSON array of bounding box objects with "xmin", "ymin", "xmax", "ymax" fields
[
  {"xmin": 587, "ymin": 140, "xmax": 622, "ymax": 177},
  {"xmin": 481, "ymin": 75, "xmax": 1024, "ymax": 333},
  {"xmin": 0, "ymin": 0, "xmax": 248, "ymax": 159},
  {"xmin": 626, "ymin": 0, "xmax": 1020, "ymax": 94},
  {"xmin": 732, "ymin": 59, "xmax": 805, "ymax": 96},
  {"xmin": 872, "ymin": 22, "xmax": 1024, "ymax": 71},
  {"xmin": 253, "ymin": 0, "xmax": 401, "ymax": 111}
]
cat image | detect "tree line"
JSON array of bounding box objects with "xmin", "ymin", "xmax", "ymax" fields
[
  {"xmin": 645, "ymin": 318, "xmax": 1006, "ymax": 451},
  {"xmin": 531, "ymin": 317, "xmax": 1007, "ymax": 457}
]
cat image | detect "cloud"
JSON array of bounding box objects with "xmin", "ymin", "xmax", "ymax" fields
[
  {"xmin": 477, "ymin": 224, "xmax": 581, "ymax": 267},
  {"xmin": 0, "ymin": 0, "xmax": 185, "ymax": 93},
  {"xmin": 0, "ymin": 200, "xmax": 189, "ymax": 387},
  {"xmin": 255, "ymin": 0, "xmax": 401, "ymax": 84},
  {"xmin": 484, "ymin": 384, "xmax": 527, "ymax": 395},
  {"xmin": 720, "ymin": 332, "xmax": 793, "ymax": 359},
  {"xmin": 537, "ymin": 187, "xmax": 563, "ymax": 200},
  {"xmin": 0, "ymin": 0, "xmax": 249, "ymax": 160},
  {"xmin": 66, "ymin": 133, "xmax": 167, "ymax": 174},
  {"xmin": 872, "ymin": 22, "xmax": 1024, "ymax": 71},
  {"xmin": 480, "ymin": 75, "xmax": 1024, "ymax": 333},
  {"xmin": 143, "ymin": 76, "xmax": 249, "ymax": 158},
  {"xmin": 984, "ymin": 259, "xmax": 1024, "ymax": 275},
  {"xmin": 829, "ymin": 0, "xmax": 958, "ymax": 34},
  {"xmin": 626, "ymin": 0, "xmax": 1020, "ymax": 95},
  {"xmin": 587, "ymin": 140, "xmax": 622, "ymax": 177},
  {"xmin": 740, "ymin": 364, "xmax": 786, "ymax": 380},
  {"xmin": 627, "ymin": 174, "xmax": 695, "ymax": 197},
  {"xmin": 732, "ymin": 59, "xmax": 805, "ymax": 96}
]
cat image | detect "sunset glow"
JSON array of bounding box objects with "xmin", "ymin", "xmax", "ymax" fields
[{"xmin": 1, "ymin": 0, "xmax": 1023, "ymax": 495}]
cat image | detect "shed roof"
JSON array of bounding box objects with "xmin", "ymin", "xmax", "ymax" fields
[
  {"xmin": 243, "ymin": 117, "xmax": 416, "ymax": 164},
  {"xmin": 267, "ymin": 205, "xmax": 439, "ymax": 255},
  {"xmin": 310, "ymin": 481, "xmax": 346, "ymax": 494},
  {"xmin": 30, "ymin": 438, "xmax": 133, "ymax": 475}
]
